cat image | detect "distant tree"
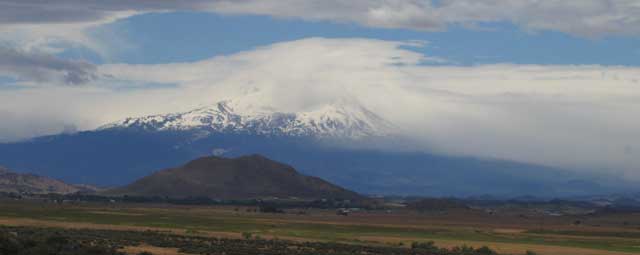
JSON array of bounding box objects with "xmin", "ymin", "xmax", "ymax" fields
[{"xmin": 258, "ymin": 204, "xmax": 284, "ymax": 213}]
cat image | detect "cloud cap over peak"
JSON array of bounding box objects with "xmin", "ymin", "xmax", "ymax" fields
[{"xmin": 2, "ymin": 38, "xmax": 639, "ymax": 180}]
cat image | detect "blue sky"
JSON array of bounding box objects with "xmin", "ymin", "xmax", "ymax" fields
[
  {"xmin": 83, "ymin": 11, "xmax": 640, "ymax": 66},
  {"xmin": 1, "ymin": 1, "xmax": 640, "ymax": 178}
]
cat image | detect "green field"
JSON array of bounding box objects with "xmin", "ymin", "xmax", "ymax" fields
[{"xmin": 1, "ymin": 201, "xmax": 640, "ymax": 255}]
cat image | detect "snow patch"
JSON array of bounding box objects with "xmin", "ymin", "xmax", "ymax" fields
[{"xmin": 100, "ymin": 99, "xmax": 394, "ymax": 139}]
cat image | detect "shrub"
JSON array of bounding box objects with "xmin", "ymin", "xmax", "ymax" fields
[{"xmin": 475, "ymin": 246, "xmax": 497, "ymax": 255}]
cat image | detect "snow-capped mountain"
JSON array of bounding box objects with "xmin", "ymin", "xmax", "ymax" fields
[
  {"xmin": 100, "ymin": 100, "xmax": 394, "ymax": 139},
  {"xmin": 2, "ymin": 99, "xmax": 634, "ymax": 197}
]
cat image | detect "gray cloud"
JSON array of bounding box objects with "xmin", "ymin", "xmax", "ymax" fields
[
  {"xmin": 0, "ymin": 47, "xmax": 98, "ymax": 85},
  {"xmin": 0, "ymin": 110, "xmax": 66, "ymax": 142},
  {"xmin": 0, "ymin": 0, "xmax": 211, "ymax": 25},
  {"xmin": 0, "ymin": 0, "xmax": 637, "ymax": 83},
  {"xmin": 1, "ymin": 0, "xmax": 639, "ymax": 38},
  {"xmin": 209, "ymin": 0, "xmax": 640, "ymax": 37}
]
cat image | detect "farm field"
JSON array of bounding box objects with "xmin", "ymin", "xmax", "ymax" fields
[{"xmin": 1, "ymin": 200, "xmax": 640, "ymax": 255}]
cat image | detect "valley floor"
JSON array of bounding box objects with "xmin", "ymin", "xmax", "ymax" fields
[{"xmin": 1, "ymin": 200, "xmax": 640, "ymax": 255}]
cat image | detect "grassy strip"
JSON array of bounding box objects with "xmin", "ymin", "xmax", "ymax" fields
[{"xmin": 1, "ymin": 203, "xmax": 640, "ymax": 253}]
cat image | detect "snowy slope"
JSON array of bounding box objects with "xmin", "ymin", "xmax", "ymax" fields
[{"xmin": 100, "ymin": 100, "xmax": 394, "ymax": 139}]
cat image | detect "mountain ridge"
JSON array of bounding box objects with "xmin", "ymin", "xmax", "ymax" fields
[{"xmin": 0, "ymin": 166, "xmax": 97, "ymax": 194}]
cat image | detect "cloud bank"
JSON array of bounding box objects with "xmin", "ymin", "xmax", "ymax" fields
[
  {"xmin": 1, "ymin": 38, "xmax": 639, "ymax": 179},
  {"xmin": 2, "ymin": 0, "xmax": 640, "ymax": 41},
  {"xmin": 0, "ymin": 47, "xmax": 98, "ymax": 85},
  {"xmin": 213, "ymin": 0, "xmax": 640, "ymax": 37},
  {"xmin": 2, "ymin": 1, "xmax": 637, "ymax": 85}
]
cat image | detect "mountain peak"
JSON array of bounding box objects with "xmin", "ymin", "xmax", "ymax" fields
[
  {"xmin": 100, "ymin": 99, "xmax": 394, "ymax": 139},
  {"xmin": 107, "ymin": 155, "xmax": 361, "ymax": 200}
]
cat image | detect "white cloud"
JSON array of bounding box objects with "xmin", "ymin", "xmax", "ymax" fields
[
  {"xmin": 211, "ymin": 0, "xmax": 640, "ymax": 38},
  {"xmin": 2, "ymin": 38, "xmax": 639, "ymax": 179},
  {"xmin": 1, "ymin": 0, "xmax": 637, "ymax": 87},
  {"xmin": 1, "ymin": 0, "xmax": 639, "ymax": 54}
]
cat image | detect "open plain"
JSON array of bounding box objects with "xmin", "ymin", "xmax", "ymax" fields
[{"xmin": 1, "ymin": 199, "xmax": 640, "ymax": 255}]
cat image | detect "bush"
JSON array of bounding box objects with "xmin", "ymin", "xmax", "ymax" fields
[
  {"xmin": 1, "ymin": 226, "xmax": 507, "ymax": 255},
  {"xmin": 0, "ymin": 230, "xmax": 123, "ymax": 255},
  {"xmin": 475, "ymin": 246, "xmax": 497, "ymax": 255},
  {"xmin": 411, "ymin": 241, "xmax": 441, "ymax": 253}
]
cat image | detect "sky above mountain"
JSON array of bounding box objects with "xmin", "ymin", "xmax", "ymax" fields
[{"xmin": 1, "ymin": 0, "xmax": 639, "ymax": 179}]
